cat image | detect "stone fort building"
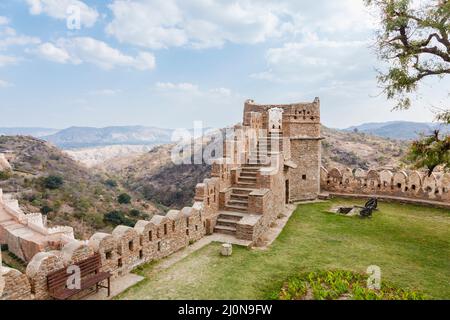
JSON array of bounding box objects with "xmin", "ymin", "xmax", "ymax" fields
[{"xmin": 1, "ymin": 98, "xmax": 449, "ymax": 300}]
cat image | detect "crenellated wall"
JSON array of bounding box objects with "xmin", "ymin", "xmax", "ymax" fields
[
  {"xmin": 321, "ymin": 167, "xmax": 450, "ymax": 206},
  {"xmin": 0, "ymin": 189, "xmax": 75, "ymax": 262},
  {"xmin": 1, "ymin": 194, "xmax": 209, "ymax": 300}
]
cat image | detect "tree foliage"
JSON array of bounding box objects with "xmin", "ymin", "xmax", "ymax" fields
[
  {"xmin": 366, "ymin": 0, "xmax": 450, "ymax": 110},
  {"xmin": 367, "ymin": 0, "xmax": 450, "ymax": 173},
  {"xmin": 407, "ymin": 130, "xmax": 450, "ymax": 175},
  {"xmin": 118, "ymin": 193, "xmax": 132, "ymax": 204},
  {"xmin": 43, "ymin": 175, "xmax": 64, "ymax": 190}
]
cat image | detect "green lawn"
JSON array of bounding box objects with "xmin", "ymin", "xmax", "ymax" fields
[{"xmin": 118, "ymin": 198, "xmax": 450, "ymax": 300}]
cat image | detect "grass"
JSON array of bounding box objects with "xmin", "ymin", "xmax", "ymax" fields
[{"xmin": 117, "ymin": 198, "xmax": 450, "ymax": 300}]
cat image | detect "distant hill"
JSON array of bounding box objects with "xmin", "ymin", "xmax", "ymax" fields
[
  {"xmin": 344, "ymin": 121, "xmax": 449, "ymax": 140},
  {"xmin": 0, "ymin": 127, "xmax": 59, "ymax": 138},
  {"xmin": 43, "ymin": 126, "xmax": 174, "ymax": 149}
]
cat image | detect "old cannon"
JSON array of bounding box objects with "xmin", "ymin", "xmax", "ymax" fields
[{"xmin": 358, "ymin": 198, "xmax": 378, "ymax": 218}]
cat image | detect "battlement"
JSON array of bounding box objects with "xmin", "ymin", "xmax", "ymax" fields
[{"xmin": 321, "ymin": 167, "xmax": 450, "ymax": 207}]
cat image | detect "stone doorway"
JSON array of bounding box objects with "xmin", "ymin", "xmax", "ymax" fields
[{"xmin": 268, "ymin": 107, "xmax": 283, "ymax": 133}]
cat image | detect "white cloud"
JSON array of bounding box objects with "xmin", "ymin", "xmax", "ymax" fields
[
  {"xmin": 156, "ymin": 82, "xmax": 199, "ymax": 92},
  {"xmin": 155, "ymin": 82, "xmax": 233, "ymax": 98},
  {"xmin": 35, "ymin": 42, "xmax": 71, "ymax": 63},
  {"xmin": 0, "ymin": 23, "xmax": 41, "ymax": 50},
  {"xmin": 105, "ymin": 0, "xmax": 375, "ymax": 50},
  {"xmin": 33, "ymin": 37, "xmax": 156, "ymax": 71},
  {"xmin": 0, "ymin": 54, "xmax": 18, "ymax": 67},
  {"xmin": 0, "ymin": 16, "xmax": 9, "ymax": 25},
  {"xmin": 106, "ymin": 0, "xmax": 290, "ymax": 49},
  {"xmin": 209, "ymin": 87, "xmax": 231, "ymax": 96},
  {"xmin": 251, "ymin": 36, "xmax": 372, "ymax": 83},
  {"xmin": 0, "ymin": 79, "xmax": 12, "ymax": 88},
  {"xmin": 0, "ymin": 34, "xmax": 41, "ymax": 49},
  {"xmin": 26, "ymin": 0, "xmax": 99, "ymax": 28}
]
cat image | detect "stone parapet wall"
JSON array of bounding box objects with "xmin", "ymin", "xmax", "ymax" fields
[
  {"xmin": 1, "ymin": 200, "xmax": 209, "ymax": 299},
  {"xmin": 1, "ymin": 168, "xmax": 218, "ymax": 300},
  {"xmin": 321, "ymin": 167, "xmax": 450, "ymax": 203},
  {"xmin": 0, "ymin": 189, "xmax": 75, "ymax": 261}
]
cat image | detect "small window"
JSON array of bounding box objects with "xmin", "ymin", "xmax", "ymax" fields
[
  {"xmin": 139, "ymin": 250, "xmax": 143, "ymax": 260},
  {"xmin": 149, "ymin": 231, "xmax": 153, "ymax": 241},
  {"xmin": 164, "ymin": 223, "xmax": 168, "ymax": 235},
  {"xmin": 105, "ymin": 251, "xmax": 112, "ymax": 260},
  {"xmin": 397, "ymin": 183, "xmax": 402, "ymax": 189},
  {"xmin": 157, "ymin": 241, "xmax": 161, "ymax": 252},
  {"xmin": 172, "ymin": 221, "xmax": 175, "ymax": 232},
  {"xmin": 128, "ymin": 240, "xmax": 134, "ymax": 251},
  {"xmin": 118, "ymin": 258, "xmax": 122, "ymax": 268},
  {"xmin": 186, "ymin": 217, "xmax": 190, "ymax": 228},
  {"xmin": 302, "ymin": 175, "xmax": 307, "ymax": 180},
  {"xmin": 195, "ymin": 225, "xmax": 198, "ymax": 231},
  {"xmin": 186, "ymin": 229, "xmax": 190, "ymax": 236}
]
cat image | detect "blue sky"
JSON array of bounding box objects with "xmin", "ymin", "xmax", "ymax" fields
[{"xmin": 0, "ymin": 0, "xmax": 448, "ymax": 129}]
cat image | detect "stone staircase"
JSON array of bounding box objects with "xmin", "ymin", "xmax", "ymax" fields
[
  {"xmin": 214, "ymin": 131, "xmax": 283, "ymax": 237},
  {"xmin": 213, "ymin": 211, "xmax": 246, "ymax": 236}
]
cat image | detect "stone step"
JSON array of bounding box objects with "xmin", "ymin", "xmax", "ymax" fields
[
  {"xmin": 224, "ymin": 204, "xmax": 248, "ymax": 213},
  {"xmin": 218, "ymin": 212, "xmax": 245, "ymax": 221},
  {"xmin": 240, "ymin": 171, "xmax": 257, "ymax": 177},
  {"xmin": 230, "ymin": 193, "xmax": 249, "ymax": 200},
  {"xmin": 241, "ymin": 166, "xmax": 260, "ymax": 171},
  {"xmin": 243, "ymin": 163, "xmax": 264, "ymax": 168},
  {"xmin": 214, "ymin": 225, "xmax": 236, "ymax": 236},
  {"xmin": 239, "ymin": 176, "xmax": 256, "ymax": 182},
  {"xmin": 227, "ymin": 199, "xmax": 248, "ymax": 206},
  {"xmin": 232, "ymin": 187, "xmax": 254, "ymax": 194},
  {"xmin": 248, "ymin": 157, "xmax": 269, "ymax": 161},
  {"xmin": 216, "ymin": 218, "xmax": 238, "ymax": 228},
  {"xmin": 234, "ymin": 182, "xmax": 257, "ymax": 188}
]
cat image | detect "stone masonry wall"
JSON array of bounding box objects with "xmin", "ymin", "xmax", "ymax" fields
[{"xmin": 321, "ymin": 167, "xmax": 450, "ymax": 205}]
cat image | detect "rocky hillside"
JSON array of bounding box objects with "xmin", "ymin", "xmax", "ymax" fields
[
  {"xmin": 99, "ymin": 142, "xmax": 211, "ymax": 209},
  {"xmin": 321, "ymin": 126, "xmax": 409, "ymax": 170},
  {"xmin": 0, "ymin": 136, "xmax": 160, "ymax": 239}
]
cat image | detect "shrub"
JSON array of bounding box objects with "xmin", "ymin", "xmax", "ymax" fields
[
  {"xmin": 43, "ymin": 175, "xmax": 64, "ymax": 190},
  {"xmin": 104, "ymin": 179, "xmax": 118, "ymax": 188},
  {"xmin": 104, "ymin": 210, "xmax": 134, "ymax": 227},
  {"xmin": 41, "ymin": 205, "xmax": 53, "ymax": 215},
  {"xmin": 277, "ymin": 270, "xmax": 426, "ymax": 300},
  {"xmin": 0, "ymin": 170, "xmax": 12, "ymax": 181},
  {"xmin": 118, "ymin": 193, "xmax": 132, "ymax": 204},
  {"xmin": 129, "ymin": 209, "xmax": 141, "ymax": 217}
]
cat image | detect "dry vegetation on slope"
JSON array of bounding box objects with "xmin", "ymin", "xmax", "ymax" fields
[
  {"xmin": 321, "ymin": 127, "xmax": 409, "ymax": 170},
  {"xmin": 98, "ymin": 143, "xmax": 211, "ymax": 210},
  {"xmin": 0, "ymin": 136, "xmax": 160, "ymax": 239}
]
